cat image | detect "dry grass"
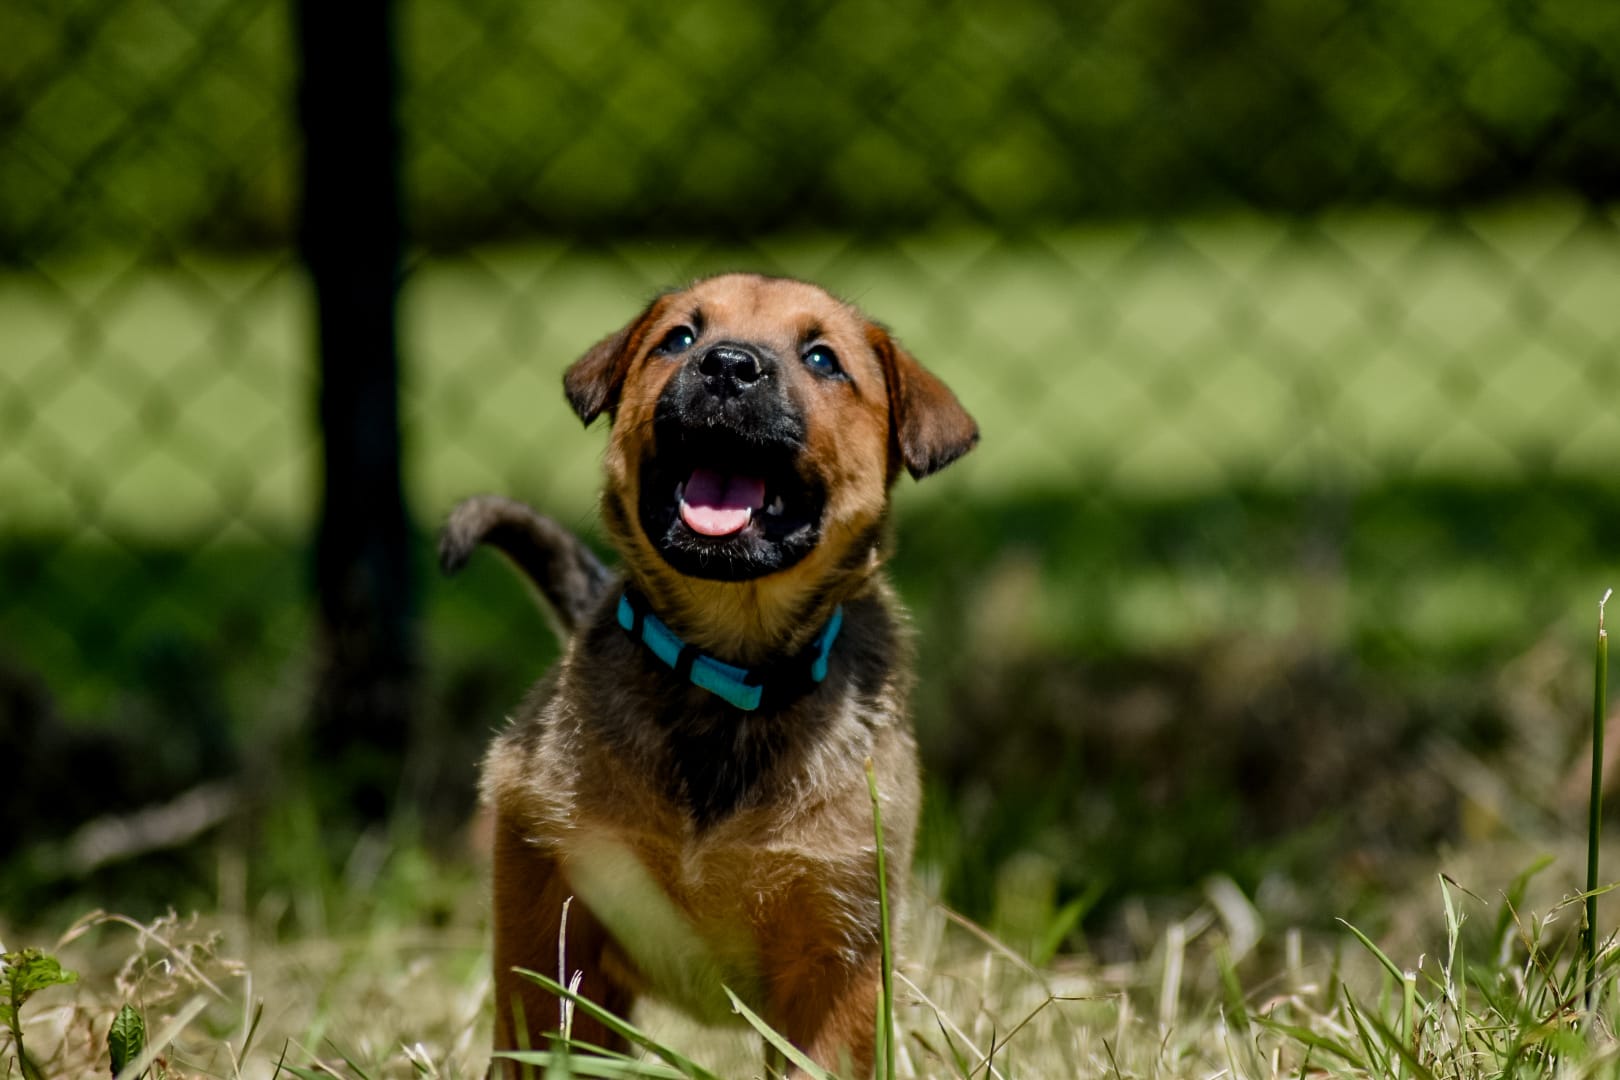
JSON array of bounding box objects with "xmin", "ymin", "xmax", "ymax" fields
[{"xmin": 7, "ymin": 849, "xmax": 1620, "ymax": 1080}]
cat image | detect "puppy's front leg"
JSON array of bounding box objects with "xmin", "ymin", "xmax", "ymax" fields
[
  {"xmin": 490, "ymin": 813, "xmax": 633, "ymax": 1074},
  {"xmin": 767, "ymin": 953, "xmax": 880, "ymax": 1079}
]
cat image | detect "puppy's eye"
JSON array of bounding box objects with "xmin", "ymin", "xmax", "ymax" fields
[
  {"xmin": 654, "ymin": 326, "xmax": 696, "ymax": 354},
  {"xmin": 802, "ymin": 344, "xmax": 843, "ymax": 378}
]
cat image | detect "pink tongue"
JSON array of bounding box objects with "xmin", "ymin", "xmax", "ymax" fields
[{"xmin": 680, "ymin": 467, "xmax": 766, "ymax": 537}]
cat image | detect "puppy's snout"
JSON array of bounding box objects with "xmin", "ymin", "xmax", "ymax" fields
[{"xmin": 698, "ymin": 344, "xmax": 768, "ymax": 394}]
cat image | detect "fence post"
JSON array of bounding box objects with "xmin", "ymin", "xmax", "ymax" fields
[{"xmin": 295, "ymin": 0, "xmax": 414, "ymax": 823}]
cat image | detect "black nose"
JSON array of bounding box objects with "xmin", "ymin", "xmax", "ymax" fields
[{"xmin": 699, "ymin": 344, "xmax": 765, "ymax": 388}]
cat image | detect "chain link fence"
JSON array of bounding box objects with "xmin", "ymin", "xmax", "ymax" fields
[{"xmin": 4, "ymin": 0, "xmax": 1620, "ymax": 912}]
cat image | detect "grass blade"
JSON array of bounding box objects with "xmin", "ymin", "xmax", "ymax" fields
[
  {"xmin": 865, "ymin": 757, "xmax": 896, "ymax": 1080},
  {"xmin": 1034, "ymin": 888, "xmax": 1100, "ymax": 969},
  {"xmin": 724, "ymin": 986, "xmax": 833, "ymax": 1080},
  {"xmin": 1341, "ymin": 991, "xmax": 1391, "ymax": 1077},
  {"xmin": 240, "ymin": 998, "xmax": 266, "ymax": 1064},
  {"xmin": 513, "ymin": 969, "xmax": 721, "ymax": 1080},
  {"xmin": 1438, "ymin": 875, "xmax": 1467, "ymax": 1036},
  {"xmin": 1251, "ymin": 1017, "xmax": 1364, "ymax": 1069},
  {"xmin": 1494, "ymin": 856, "xmax": 1555, "ymax": 953},
  {"xmin": 1586, "ymin": 588, "xmax": 1611, "ymax": 1012},
  {"xmin": 1364, "ymin": 1008, "xmax": 1439, "ymax": 1080},
  {"xmin": 497, "ymin": 1051, "xmax": 686, "ymax": 1079},
  {"xmin": 1337, "ymin": 918, "xmax": 1407, "ymax": 987},
  {"xmin": 932, "ymin": 1015, "xmax": 973, "ymax": 1077},
  {"xmin": 323, "ymin": 1038, "xmax": 376, "ymax": 1080}
]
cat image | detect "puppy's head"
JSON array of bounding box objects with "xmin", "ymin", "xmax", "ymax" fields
[{"xmin": 565, "ymin": 273, "xmax": 977, "ymax": 659}]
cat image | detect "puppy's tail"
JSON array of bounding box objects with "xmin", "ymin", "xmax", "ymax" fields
[{"xmin": 439, "ymin": 495, "xmax": 612, "ymax": 637}]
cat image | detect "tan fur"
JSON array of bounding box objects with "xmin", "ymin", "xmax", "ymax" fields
[
  {"xmin": 475, "ymin": 273, "xmax": 976, "ymax": 1077},
  {"xmin": 597, "ymin": 276, "xmax": 902, "ymax": 661}
]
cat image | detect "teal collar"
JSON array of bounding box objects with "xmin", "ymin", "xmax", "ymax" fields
[{"xmin": 616, "ymin": 590, "xmax": 843, "ymax": 712}]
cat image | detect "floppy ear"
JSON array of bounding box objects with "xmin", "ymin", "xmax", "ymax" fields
[
  {"xmin": 562, "ymin": 323, "xmax": 637, "ymax": 427},
  {"xmin": 869, "ymin": 326, "xmax": 980, "ymax": 480},
  {"xmin": 564, "ymin": 295, "xmax": 672, "ymax": 426}
]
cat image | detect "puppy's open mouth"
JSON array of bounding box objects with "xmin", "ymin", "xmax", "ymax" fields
[{"xmin": 638, "ymin": 428, "xmax": 824, "ymax": 582}]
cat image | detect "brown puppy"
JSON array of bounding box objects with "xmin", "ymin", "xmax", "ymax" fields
[{"xmin": 446, "ymin": 273, "xmax": 977, "ymax": 1076}]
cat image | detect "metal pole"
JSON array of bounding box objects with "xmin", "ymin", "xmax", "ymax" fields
[{"xmin": 295, "ymin": 0, "xmax": 414, "ymax": 823}]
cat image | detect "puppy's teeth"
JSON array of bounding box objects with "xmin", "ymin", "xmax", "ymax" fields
[
  {"xmin": 675, "ymin": 481, "xmax": 686, "ymax": 503},
  {"xmin": 766, "ymin": 495, "xmax": 785, "ymax": 516}
]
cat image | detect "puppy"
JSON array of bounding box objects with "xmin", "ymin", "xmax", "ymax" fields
[{"xmin": 443, "ymin": 273, "xmax": 977, "ymax": 1076}]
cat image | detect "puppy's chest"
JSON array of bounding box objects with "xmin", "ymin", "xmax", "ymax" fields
[
  {"xmin": 561, "ymin": 687, "xmax": 879, "ymax": 914},
  {"xmin": 653, "ymin": 702, "xmax": 805, "ymax": 828},
  {"xmin": 579, "ymin": 642, "xmax": 865, "ymax": 828},
  {"xmin": 619, "ymin": 810, "xmax": 882, "ymax": 960}
]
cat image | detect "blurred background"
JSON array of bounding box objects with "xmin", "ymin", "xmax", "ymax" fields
[{"xmin": 3, "ymin": 0, "xmax": 1619, "ymax": 948}]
